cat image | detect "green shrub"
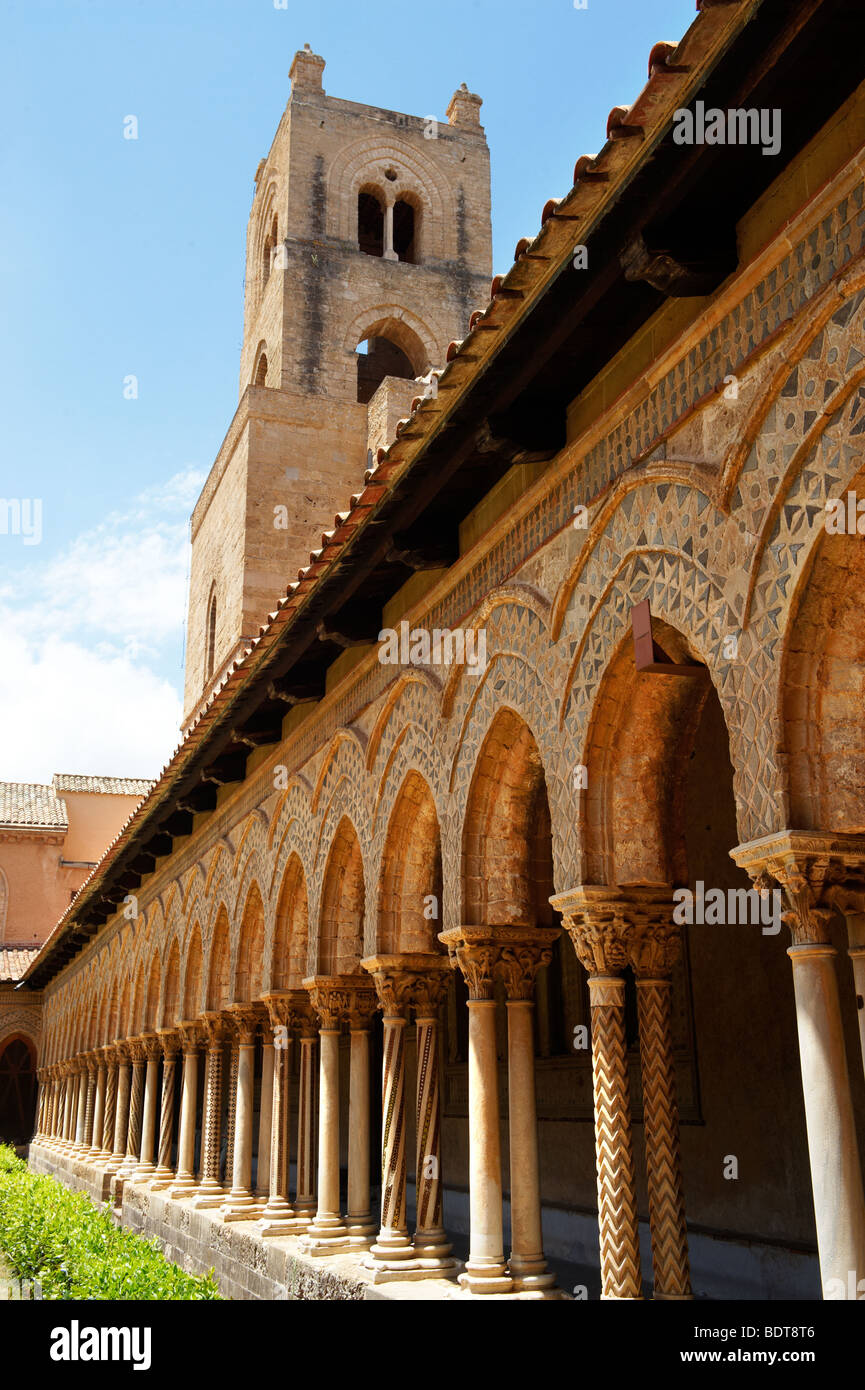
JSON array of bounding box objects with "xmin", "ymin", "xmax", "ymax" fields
[{"xmin": 0, "ymin": 1145, "xmax": 221, "ymax": 1300}]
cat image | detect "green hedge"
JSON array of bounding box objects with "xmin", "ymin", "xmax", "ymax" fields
[{"xmin": 0, "ymin": 1145, "xmax": 221, "ymax": 1300}]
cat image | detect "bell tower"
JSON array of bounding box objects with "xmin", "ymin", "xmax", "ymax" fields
[{"xmin": 182, "ymin": 45, "xmax": 492, "ymax": 727}]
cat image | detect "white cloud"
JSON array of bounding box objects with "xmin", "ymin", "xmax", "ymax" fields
[{"xmin": 0, "ymin": 468, "xmax": 206, "ymax": 782}]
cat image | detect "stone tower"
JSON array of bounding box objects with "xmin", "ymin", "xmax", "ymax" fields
[{"xmin": 182, "ymin": 45, "xmax": 493, "ymax": 727}]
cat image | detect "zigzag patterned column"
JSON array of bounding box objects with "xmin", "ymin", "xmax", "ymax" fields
[{"xmin": 553, "ymin": 888, "xmax": 645, "ymax": 1301}]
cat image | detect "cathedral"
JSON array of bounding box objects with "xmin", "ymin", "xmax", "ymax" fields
[{"xmin": 14, "ymin": 0, "xmax": 865, "ymax": 1301}]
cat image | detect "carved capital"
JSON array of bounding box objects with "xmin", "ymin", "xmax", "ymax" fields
[
  {"xmin": 127, "ymin": 1038, "xmax": 147, "ymax": 1064},
  {"xmin": 286, "ymin": 988, "xmax": 317, "ymax": 1037},
  {"xmin": 176, "ymin": 1020, "xmax": 204, "ymax": 1051},
  {"xmin": 302, "ymin": 975, "xmax": 378, "ymax": 1029},
  {"xmin": 226, "ymin": 1003, "xmax": 266, "ymax": 1045},
  {"xmin": 199, "ymin": 1012, "xmax": 227, "ymax": 1048},
  {"xmin": 113, "ymin": 1039, "xmax": 131, "ymax": 1063},
  {"xmin": 732, "ymin": 832, "xmax": 865, "ymax": 946},
  {"xmin": 551, "ymin": 886, "xmax": 674, "ymax": 976},
  {"xmin": 361, "ymin": 953, "xmax": 452, "ymax": 1017},
  {"xmin": 156, "ymin": 1028, "xmax": 180, "ymax": 1058},
  {"xmin": 437, "ymin": 926, "xmax": 559, "ymax": 1000}
]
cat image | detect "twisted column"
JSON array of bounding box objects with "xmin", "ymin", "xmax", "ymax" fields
[
  {"xmin": 118, "ymin": 1041, "xmax": 146, "ymax": 1177},
  {"xmin": 192, "ymin": 1014, "xmax": 227, "ymax": 1206},
  {"xmin": 553, "ymin": 888, "xmax": 645, "ymax": 1301},
  {"xmin": 734, "ymin": 833, "xmax": 865, "ymax": 1298},
  {"xmin": 100, "ymin": 1047, "xmax": 118, "ymax": 1158},
  {"xmin": 362, "ymin": 959, "xmax": 412, "ymax": 1274},
  {"xmin": 150, "ymin": 1030, "xmax": 179, "ymax": 1187},
  {"xmin": 105, "ymin": 1044, "xmax": 131, "ymax": 1175},
  {"xmin": 72, "ymin": 1063, "xmax": 89, "ymax": 1151},
  {"xmin": 169, "ymin": 1023, "xmax": 202, "ymax": 1196},
  {"xmin": 81, "ymin": 1057, "xmax": 97, "ymax": 1154}
]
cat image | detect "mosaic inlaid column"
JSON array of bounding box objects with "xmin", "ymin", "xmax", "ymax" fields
[
  {"xmin": 105, "ymin": 1044, "xmax": 131, "ymax": 1175},
  {"xmin": 118, "ymin": 1040, "xmax": 146, "ymax": 1178},
  {"xmin": 88, "ymin": 1055, "xmax": 107, "ymax": 1161},
  {"xmin": 439, "ymin": 928, "xmax": 512, "ymax": 1295},
  {"xmin": 150, "ymin": 1030, "xmax": 179, "ymax": 1187},
  {"xmin": 734, "ymin": 833, "xmax": 865, "ymax": 1298},
  {"xmin": 499, "ymin": 932, "xmax": 560, "ymax": 1294},
  {"xmin": 131, "ymin": 1035, "xmax": 162, "ymax": 1180},
  {"xmin": 169, "ymin": 1023, "xmax": 202, "ymax": 1197},
  {"xmin": 553, "ymin": 890, "xmax": 643, "ymax": 1301},
  {"xmin": 192, "ymin": 1014, "xmax": 228, "ymax": 1207},
  {"xmin": 629, "ymin": 914, "xmax": 692, "ymax": 1300},
  {"xmin": 223, "ymin": 1004, "xmax": 265, "ymax": 1218},
  {"xmin": 100, "ymin": 1046, "xmax": 118, "ymax": 1159},
  {"xmin": 222, "ymin": 1027, "xmax": 240, "ymax": 1189},
  {"xmin": 294, "ymin": 1011, "xmax": 318, "ymax": 1224},
  {"xmin": 259, "ymin": 994, "xmax": 294, "ymax": 1235},
  {"xmin": 344, "ymin": 989, "xmax": 378, "ymax": 1247}
]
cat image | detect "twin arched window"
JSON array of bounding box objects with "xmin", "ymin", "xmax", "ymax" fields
[{"xmin": 358, "ymin": 190, "xmax": 418, "ymax": 264}]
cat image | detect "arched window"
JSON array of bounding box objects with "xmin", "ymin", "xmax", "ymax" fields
[
  {"xmin": 262, "ymin": 214, "xmax": 277, "ymax": 288},
  {"xmin": 254, "ymin": 352, "xmax": 268, "ymax": 387},
  {"xmin": 393, "ymin": 200, "xmax": 417, "ymax": 263},
  {"xmin": 356, "ymin": 335, "xmax": 417, "ymax": 404},
  {"xmin": 358, "ymin": 191, "xmax": 384, "ymax": 257},
  {"xmin": 205, "ymin": 590, "xmax": 217, "ymax": 680}
]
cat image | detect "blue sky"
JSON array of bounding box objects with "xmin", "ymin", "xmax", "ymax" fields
[{"xmin": 0, "ymin": 0, "xmax": 696, "ymax": 782}]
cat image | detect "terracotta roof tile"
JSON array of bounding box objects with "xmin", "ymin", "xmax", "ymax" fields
[
  {"xmin": 51, "ymin": 774, "xmax": 154, "ymax": 796},
  {"xmin": 0, "ymin": 946, "xmax": 42, "ymax": 982},
  {"xmin": 0, "ymin": 782, "xmax": 67, "ymax": 829}
]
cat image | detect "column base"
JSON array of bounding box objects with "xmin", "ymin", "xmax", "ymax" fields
[
  {"xmin": 222, "ymin": 1193, "xmax": 266, "ymax": 1222},
  {"xmin": 129, "ymin": 1162, "xmax": 156, "ymax": 1182},
  {"xmin": 300, "ymin": 1214, "xmax": 351, "ymax": 1256},
  {"xmin": 458, "ymin": 1260, "xmax": 514, "ymax": 1295},
  {"xmin": 147, "ymin": 1168, "xmax": 176, "ymax": 1190},
  {"xmin": 167, "ymin": 1174, "xmax": 199, "ymax": 1200},
  {"xmin": 343, "ymin": 1215, "xmax": 376, "ymax": 1249},
  {"xmin": 190, "ymin": 1181, "xmax": 227, "ymax": 1209}
]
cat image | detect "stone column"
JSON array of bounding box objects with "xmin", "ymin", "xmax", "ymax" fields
[
  {"xmin": 734, "ymin": 833, "xmax": 865, "ymax": 1298},
  {"xmin": 192, "ymin": 1014, "xmax": 227, "ymax": 1206},
  {"xmin": 118, "ymin": 1041, "xmax": 146, "ymax": 1178},
  {"xmin": 259, "ymin": 994, "xmax": 295, "ymax": 1235},
  {"xmin": 105, "ymin": 1044, "xmax": 131, "ymax": 1175},
  {"xmin": 80, "ymin": 1056, "xmax": 97, "ymax": 1154},
  {"xmin": 131, "ymin": 1035, "xmax": 161, "ymax": 1180},
  {"xmin": 362, "ymin": 959, "xmax": 412, "ymax": 1275},
  {"xmin": 301, "ymin": 976, "xmax": 377, "ymax": 1255},
  {"xmin": 100, "ymin": 1046, "xmax": 118, "ymax": 1159},
  {"xmin": 629, "ymin": 918, "xmax": 692, "ymax": 1300},
  {"xmin": 59, "ymin": 1068, "xmax": 72, "ymax": 1146},
  {"xmin": 64, "ymin": 1066, "xmax": 78, "ymax": 1146},
  {"xmin": 362, "ymin": 954, "xmax": 457, "ymax": 1280},
  {"xmin": 498, "ymin": 934, "xmax": 560, "ymax": 1294},
  {"xmin": 222, "ymin": 1030, "xmax": 239, "ymax": 1189},
  {"xmin": 825, "ymin": 885, "xmax": 865, "ymax": 1084},
  {"xmin": 552, "ymin": 889, "xmax": 644, "ymax": 1301},
  {"xmin": 439, "ymin": 927, "xmax": 512, "ymax": 1295},
  {"xmin": 169, "ymin": 1023, "xmax": 202, "ymax": 1197},
  {"xmin": 344, "ymin": 992, "xmax": 378, "ymax": 1247},
  {"xmin": 294, "ymin": 1017, "xmax": 318, "ymax": 1223},
  {"xmin": 223, "ymin": 1004, "xmax": 265, "ymax": 1218},
  {"xmin": 256, "ymin": 1035, "xmax": 275, "ymax": 1199},
  {"xmin": 88, "ymin": 1055, "xmax": 107, "ymax": 1161},
  {"xmin": 73, "ymin": 1063, "xmax": 89, "ymax": 1151},
  {"xmin": 150, "ymin": 1030, "xmax": 179, "ymax": 1187},
  {"xmin": 383, "ymin": 200, "xmax": 397, "ymax": 260}
]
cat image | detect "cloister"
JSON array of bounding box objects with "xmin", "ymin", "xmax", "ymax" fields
[{"xmin": 21, "ymin": 0, "xmax": 865, "ymax": 1301}]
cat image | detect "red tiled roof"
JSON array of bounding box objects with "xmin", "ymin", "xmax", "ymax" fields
[
  {"xmin": 0, "ymin": 947, "xmax": 42, "ymax": 983},
  {"xmin": 0, "ymin": 782, "xmax": 67, "ymax": 829}
]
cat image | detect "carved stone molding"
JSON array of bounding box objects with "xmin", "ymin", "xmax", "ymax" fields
[
  {"xmin": 140, "ymin": 1032, "xmax": 162, "ymax": 1061},
  {"xmin": 551, "ymin": 886, "xmax": 675, "ymax": 976},
  {"xmin": 176, "ymin": 1020, "xmax": 204, "ymax": 1051},
  {"xmin": 156, "ymin": 1028, "xmax": 180, "ymax": 1058},
  {"xmin": 361, "ymin": 953, "xmax": 452, "ymax": 1017},
  {"xmin": 732, "ymin": 831, "xmax": 865, "ymax": 946},
  {"xmin": 438, "ymin": 926, "xmax": 560, "ymax": 1000},
  {"xmin": 199, "ymin": 1012, "xmax": 228, "ymax": 1048},
  {"xmin": 226, "ymin": 1002, "xmax": 267, "ymax": 1044}
]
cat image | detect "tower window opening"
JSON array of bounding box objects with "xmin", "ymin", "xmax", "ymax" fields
[
  {"xmin": 205, "ymin": 592, "xmax": 217, "ymax": 680},
  {"xmin": 393, "ymin": 200, "xmax": 416, "ymax": 263},
  {"xmin": 358, "ymin": 192, "xmax": 384, "ymax": 257},
  {"xmin": 254, "ymin": 352, "xmax": 268, "ymax": 387},
  {"xmin": 356, "ymin": 335, "xmax": 416, "ymax": 404},
  {"xmin": 262, "ymin": 215, "xmax": 277, "ymax": 288}
]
